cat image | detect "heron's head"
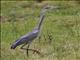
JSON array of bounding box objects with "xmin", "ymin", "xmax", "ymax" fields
[
  {"xmin": 43, "ymin": 5, "xmax": 59, "ymax": 10},
  {"xmin": 41, "ymin": 5, "xmax": 59, "ymax": 14}
]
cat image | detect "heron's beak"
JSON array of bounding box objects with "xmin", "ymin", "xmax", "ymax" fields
[{"xmin": 51, "ymin": 6, "xmax": 60, "ymax": 9}]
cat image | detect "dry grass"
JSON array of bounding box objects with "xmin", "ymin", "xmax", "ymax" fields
[{"xmin": 1, "ymin": 1, "xmax": 80, "ymax": 60}]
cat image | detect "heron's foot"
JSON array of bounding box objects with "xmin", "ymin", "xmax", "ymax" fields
[
  {"xmin": 28, "ymin": 49, "xmax": 40, "ymax": 54},
  {"xmin": 27, "ymin": 48, "xmax": 44, "ymax": 57},
  {"xmin": 21, "ymin": 48, "xmax": 44, "ymax": 57}
]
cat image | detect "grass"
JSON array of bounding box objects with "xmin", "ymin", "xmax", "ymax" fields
[{"xmin": 1, "ymin": 1, "xmax": 80, "ymax": 60}]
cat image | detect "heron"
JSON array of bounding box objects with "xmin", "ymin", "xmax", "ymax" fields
[{"xmin": 11, "ymin": 5, "xmax": 58, "ymax": 56}]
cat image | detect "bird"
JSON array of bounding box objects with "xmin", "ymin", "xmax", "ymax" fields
[{"xmin": 11, "ymin": 5, "xmax": 58, "ymax": 56}]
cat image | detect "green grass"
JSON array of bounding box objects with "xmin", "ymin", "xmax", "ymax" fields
[{"xmin": 1, "ymin": 1, "xmax": 80, "ymax": 60}]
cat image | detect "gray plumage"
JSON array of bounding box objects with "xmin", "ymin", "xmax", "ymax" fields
[{"xmin": 11, "ymin": 5, "xmax": 58, "ymax": 49}]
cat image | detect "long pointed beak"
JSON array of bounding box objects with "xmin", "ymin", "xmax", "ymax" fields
[{"xmin": 50, "ymin": 6, "xmax": 60, "ymax": 10}]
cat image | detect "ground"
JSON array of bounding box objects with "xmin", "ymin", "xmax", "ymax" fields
[{"xmin": 1, "ymin": 1, "xmax": 80, "ymax": 60}]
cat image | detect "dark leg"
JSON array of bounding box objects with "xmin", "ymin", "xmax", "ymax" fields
[
  {"xmin": 26, "ymin": 44, "xmax": 30, "ymax": 56},
  {"xmin": 20, "ymin": 43, "xmax": 30, "ymax": 56},
  {"xmin": 20, "ymin": 43, "xmax": 27, "ymax": 49},
  {"xmin": 20, "ymin": 43, "xmax": 43, "ymax": 57}
]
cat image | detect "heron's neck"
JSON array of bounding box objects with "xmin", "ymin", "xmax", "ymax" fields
[{"xmin": 37, "ymin": 12, "xmax": 45, "ymax": 30}]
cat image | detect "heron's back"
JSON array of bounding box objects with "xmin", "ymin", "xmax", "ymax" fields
[{"xmin": 11, "ymin": 30, "xmax": 39, "ymax": 49}]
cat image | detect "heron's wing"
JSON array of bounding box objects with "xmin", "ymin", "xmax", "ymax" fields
[
  {"xmin": 20, "ymin": 30, "xmax": 39, "ymax": 39},
  {"xmin": 11, "ymin": 32, "xmax": 33, "ymax": 49},
  {"xmin": 14, "ymin": 30, "xmax": 39, "ymax": 45}
]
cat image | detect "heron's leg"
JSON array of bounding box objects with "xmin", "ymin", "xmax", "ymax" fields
[
  {"xmin": 20, "ymin": 43, "xmax": 43, "ymax": 57},
  {"xmin": 28, "ymin": 42, "xmax": 44, "ymax": 57},
  {"xmin": 26, "ymin": 43, "xmax": 30, "ymax": 56},
  {"xmin": 20, "ymin": 43, "xmax": 30, "ymax": 56},
  {"xmin": 20, "ymin": 43, "xmax": 27, "ymax": 49}
]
